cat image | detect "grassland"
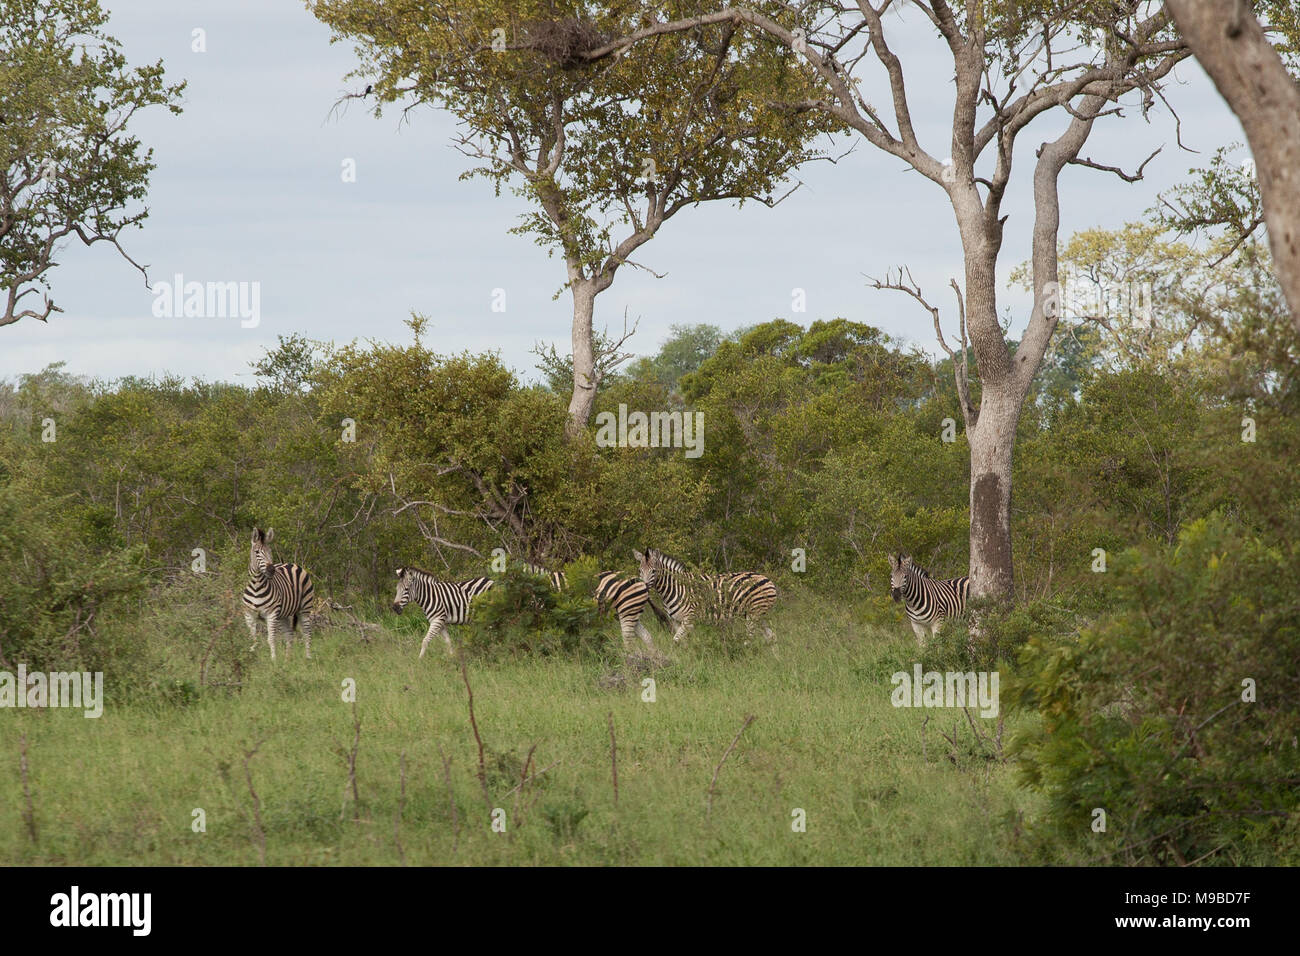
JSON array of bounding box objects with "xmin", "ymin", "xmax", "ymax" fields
[{"xmin": 0, "ymin": 595, "xmax": 1040, "ymax": 865}]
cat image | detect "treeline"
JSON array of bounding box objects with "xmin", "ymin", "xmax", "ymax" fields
[
  {"xmin": 3, "ymin": 294, "xmax": 1299, "ymax": 863},
  {"xmin": 2, "ymin": 301, "xmax": 1295, "ymax": 652}
]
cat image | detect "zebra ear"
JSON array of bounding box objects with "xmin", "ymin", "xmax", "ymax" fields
[
  {"xmin": 265, "ymin": 528, "xmax": 275, "ymax": 543},
  {"xmin": 394, "ymin": 568, "xmax": 404, "ymax": 578},
  {"xmin": 253, "ymin": 527, "xmax": 263, "ymax": 544},
  {"xmin": 632, "ymin": 549, "xmax": 642, "ymax": 562}
]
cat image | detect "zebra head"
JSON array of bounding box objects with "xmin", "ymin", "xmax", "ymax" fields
[
  {"xmin": 633, "ymin": 548, "xmax": 662, "ymax": 588},
  {"xmin": 250, "ymin": 527, "xmax": 275, "ymax": 579},
  {"xmin": 888, "ymin": 553, "xmax": 912, "ymax": 602},
  {"xmin": 392, "ymin": 567, "xmax": 413, "ymax": 614}
]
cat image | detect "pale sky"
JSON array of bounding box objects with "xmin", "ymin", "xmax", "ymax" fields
[{"xmin": 1, "ymin": 0, "xmax": 1245, "ymax": 386}]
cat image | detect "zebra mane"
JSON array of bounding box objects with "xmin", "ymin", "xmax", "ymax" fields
[
  {"xmin": 399, "ymin": 566, "xmax": 437, "ymax": 582},
  {"xmin": 653, "ymin": 550, "xmax": 688, "ymax": 573}
]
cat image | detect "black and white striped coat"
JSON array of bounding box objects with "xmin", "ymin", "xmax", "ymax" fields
[
  {"xmin": 888, "ymin": 553, "xmax": 969, "ymax": 645},
  {"xmin": 522, "ymin": 563, "xmax": 566, "ymax": 591},
  {"xmin": 595, "ymin": 570, "xmax": 669, "ymax": 655},
  {"xmin": 243, "ymin": 527, "xmax": 315, "ymax": 660},
  {"xmin": 392, "ymin": 567, "xmax": 494, "ymax": 658},
  {"xmin": 633, "ymin": 548, "xmax": 777, "ymax": 643}
]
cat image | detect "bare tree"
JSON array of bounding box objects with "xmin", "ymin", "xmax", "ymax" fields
[
  {"xmin": 1164, "ymin": 0, "xmax": 1300, "ymax": 328},
  {"xmin": 583, "ymin": 1, "xmax": 1191, "ymax": 599}
]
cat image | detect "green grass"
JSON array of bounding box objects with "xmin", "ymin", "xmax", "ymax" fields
[{"xmin": 0, "ymin": 596, "xmax": 1041, "ymax": 865}]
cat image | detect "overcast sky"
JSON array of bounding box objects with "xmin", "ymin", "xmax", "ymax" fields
[{"xmin": 1, "ymin": 0, "xmax": 1245, "ymax": 387}]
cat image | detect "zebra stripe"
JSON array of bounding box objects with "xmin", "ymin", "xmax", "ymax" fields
[
  {"xmin": 242, "ymin": 527, "xmax": 315, "ymax": 661},
  {"xmin": 888, "ymin": 553, "xmax": 969, "ymax": 645},
  {"xmin": 633, "ymin": 548, "xmax": 776, "ymax": 643},
  {"xmin": 522, "ymin": 563, "xmax": 566, "ymax": 591},
  {"xmin": 392, "ymin": 567, "xmax": 494, "ymax": 658},
  {"xmin": 595, "ymin": 570, "xmax": 667, "ymax": 655}
]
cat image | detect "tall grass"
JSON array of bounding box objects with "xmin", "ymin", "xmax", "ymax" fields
[{"xmin": 0, "ymin": 591, "xmax": 1039, "ymax": 865}]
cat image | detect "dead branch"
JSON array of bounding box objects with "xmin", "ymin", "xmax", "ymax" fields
[
  {"xmin": 437, "ymin": 743, "xmax": 460, "ymax": 853},
  {"xmin": 457, "ymin": 652, "xmax": 493, "ymax": 816},
  {"xmin": 706, "ymin": 713, "xmax": 756, "ymax": 820},
  {"xmin": 394, "ymin": 750, "xmax": 407, "ymax": 865},
  {"xmin": 242, "ymin": 739, "xmax": 267, "ymax": 866},
  {"xmin": 19, "ymin": 733, "xmax": 36, "ymax": 844},
  {"xmin": 1068, "ymin": 145, "xmax": 1162, "ymax": 182},
  {"xmin": 608, "ymin": 711, "xmax": 619, "ymax": 807}
]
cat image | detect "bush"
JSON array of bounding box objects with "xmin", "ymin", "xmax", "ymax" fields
[
  {"xmin": 1010, "ymin": 513, "xmax": 1300, "ymax": 865},
  {"xmin": 463, "ymin": 565, "xmax": 605, "ymax": 658}
]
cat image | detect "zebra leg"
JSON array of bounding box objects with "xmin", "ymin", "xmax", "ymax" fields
[
  {"xmin": 634, "ymin": 619, "xmax": 664, "ymax": 660},
  {"xmin": 418, "ymin": 617, "xmax": 438, "ymax": 659},
  {"xmin": 909, "ymin": 618, "xmax": 928, "ymax": 648},
  {"xmin": 440, "ymin": 620, "xmax": 456, "ymax": 657},
  {"xmin": 244, "ymin": 608, "xmax": 260, "ymax": 652},
  {"xmin": 265, "ymin": 610, "xmax": 279, "ymax": 661},
  {"xmin": 619, "ymin": 617, "xmax": 638, "ymax": 650},
  {"xmin": 302, "ymin": 611, "xmax": 313, "ymax": 660},
  {"xmin": 671, "ymin": 616, "xmax": 691, "ymax": 643}
]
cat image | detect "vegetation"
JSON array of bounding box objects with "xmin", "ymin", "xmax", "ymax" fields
[
  {"xmin": 1, "ymin": 2, "xmax": 1297, "ymax": 867},
  {"xmin": 0, "ymin": 0, "xmax": 184, "ymax": 326},
  {"xmin": 3, "ymin": 213, "xmax": 1297, "ymax": 861}
]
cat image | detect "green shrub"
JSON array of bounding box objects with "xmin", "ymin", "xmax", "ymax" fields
[
  {"xmin": 1010, "ymin": 513, "xmax": 1300, "ymax": 865},
  {"xmin": 463, "ymin": 566, "xmax": 605, "ymax": 658}
]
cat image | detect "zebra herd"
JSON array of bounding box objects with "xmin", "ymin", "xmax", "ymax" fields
[{"xmin": 241, "ymin": 527, "xmax": 971, "ymax": 660}]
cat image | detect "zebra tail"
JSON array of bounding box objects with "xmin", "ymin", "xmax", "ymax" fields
[{"xmin": 646, "ymin": 591, "xmax": 671, "ymax": 626}]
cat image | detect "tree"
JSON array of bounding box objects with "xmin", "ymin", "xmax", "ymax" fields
[
  {"xmin": 578, "ymin": 1, "xmax": 1191, "ymax": 600},
  {"xmin": 0, "ymin": 0, "xmax": 184, "ymax": 327},
  {"xmin": 1164, "ymin": 0, "xmax": 1300, "ymax": 328},
  {"xmin": 625, "ymin": 322, "xmax": 726, "ymax": 391},
  {"xmin": 309, "ymin": 1, "xmax": 833, "ymax": 434}
]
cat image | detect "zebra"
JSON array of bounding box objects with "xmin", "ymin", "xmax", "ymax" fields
[
  {"xmin": 887, "ymin": 553, "xmax": 970, "ymax": 646},
  {"xmin": 595, "ymin": 570, "xmax": 670, "ymax": 657},
  {"xmin": 522, "ymin": 562, "xmax": 566, "ymax": 591},
  {"xmin": 391, "ymin": 567, "xmax": 494, "ymax": 658},
  {"xmin": 242, "ymin": 527, "xmax": 315, "ymax": 661},
  {"xmin": 632, "ymin": 548, "xmax": 776, "ymax": 644}
]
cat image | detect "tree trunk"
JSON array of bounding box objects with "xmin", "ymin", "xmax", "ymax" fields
[
  {"xmin": 1165, "ymin": 0, "xmax": 1300, "ymax": 328},
  {"xmin": 966, "ymin": 386, "xmax": 1019, "ymax": 601},
  {"xmin": 566, "ymin": 279, "xmax": 597, "ymax": 436},
  {"xmin": 958, "ymin": 239, "xmax": 1019, "ymax": 603}
]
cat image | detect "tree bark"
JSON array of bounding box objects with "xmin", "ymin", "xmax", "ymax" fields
[
  {"xmin": 1165, "ymin": 0, "xmax": 1300, "ymax": 328},
  {"xmin": 966, "ymin": 385, "xmax": 1020, "ymax": 601},
  {"xmin": 951, "ymin": 95, "xmax": 1106, "ymax": 602},
  {"xmin": 566, "ymin": 278, "xmax": 598, "ymax": 435}
]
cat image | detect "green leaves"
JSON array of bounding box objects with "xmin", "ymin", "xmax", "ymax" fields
[
  {"xmin": 1012, "ymin": 513, "xmax": 1300, "ymax": 864},
  {"xmin": 309, "ymin": 1, "xmax": 831, "ymax": 281},
  {"xmin": 0, "ymin": 0, "xmax": 184, "ymax": 326}
]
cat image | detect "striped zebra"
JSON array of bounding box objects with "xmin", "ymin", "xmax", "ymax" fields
[
  {"xmin": 522, "ymin": 562, "xmax": 566, "ymax": 591},
  {"xmin": 392, "ymin": 567, "xmax": 494, "ymax": 658},
  {"xmin": 632, "ymin": 548, "xmax": 777, "ymax": 644},
  {"xmin": 887, "ymin": 553, "xmax": 970, "ymax": 646},
  {"xmin": 242, "ymin": 527, "xmax": 315, "ymax": 661},
  {"xmin": 595, "ymin": 570, "xmax": 669, "ymax": 656}
]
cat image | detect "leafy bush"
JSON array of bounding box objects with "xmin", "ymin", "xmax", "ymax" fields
[
  {"xmin": 463, "ymin": 566, "xmax": 605, "ymax": 658},
  {"xmin": 1011, "ymin": 513, "xmax": 1300, "ymax": 865}
]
